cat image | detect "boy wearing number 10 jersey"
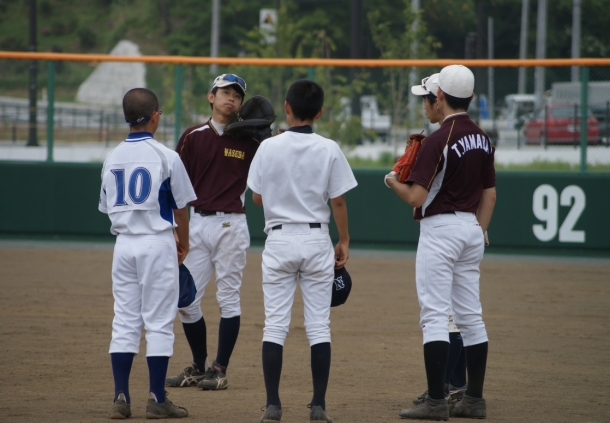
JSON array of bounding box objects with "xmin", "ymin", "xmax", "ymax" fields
[{"xmin": 99, "ymin": 88, "xmax": 196, "ymax": 419}]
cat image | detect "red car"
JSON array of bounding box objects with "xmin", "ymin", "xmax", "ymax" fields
[{"xmin": 523, "ymin": 103, "xmax": 599, "ymax": 145}]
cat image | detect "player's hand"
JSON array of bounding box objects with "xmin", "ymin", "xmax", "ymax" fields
[
  {"xmin": 384, "ymin": 171, "xmax": 398, "ymax": 188},
  {"xmin": 176, "ymin": 242, "xmax": 189, "ymax": 265},
  {"xmin": 334, "ymin": 241, "xmax": 349, "ymax": 268},
  {"xmin": 484, "ymin": 230, "xmax": 489, "ymax": 247}
]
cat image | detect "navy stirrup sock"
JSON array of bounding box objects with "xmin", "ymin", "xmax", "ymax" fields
[
  {"xmin": 183, "ymin": 317, "xmax": 208, "ymax": 371},
  {"xmin": 465, "ymin": 341, "xmax": 488, "ymax": 398},
  {"xmin": 147, "ymin": 356, "xmax": 170, "ymax": 403},
  {"xmin": 423, "ymin": 341, "xmax": 450, "ymax": 400},
  {"xmin": 216, "ymin": 316, "xmax": 241, "ymax": 369},
  {"xmin": 310, "ymin": 342, "xmax": 331, "ymax": 410},
  {"xmin": 111, "ymin": 352, "xmax": 134, "ymax": 403},
  {"xmin": 262, "ymin": 341, "xmax": 283, "ymax": 408},
  {"xmin": 446, "ymin": 332, "xmax": 465, "ymax": 387}
]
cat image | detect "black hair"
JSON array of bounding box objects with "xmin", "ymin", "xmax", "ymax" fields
[
  {"xmin": 209, "ymin": 87, "xmax": 218, "ymax": 110},
  {"xmin": 424, "ymin": 93, "xmax": 437, "ymax": 106},
  {"xmin": 123, "ymin": 88, "xmax": 159, "ymax": 129},
  {"xmin": 442, "ymin": 91, "xmax": 473, "ymax": 111},
  {"xmin": 285, "ymin": 79, "xmax": 324, "ymax": 121}
]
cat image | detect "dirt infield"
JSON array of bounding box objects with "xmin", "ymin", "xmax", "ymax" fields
[{"xmin": 1, "ymin": 246, "xmax": 609, "ymax": 423}]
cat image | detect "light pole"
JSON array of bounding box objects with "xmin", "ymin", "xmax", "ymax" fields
[{"xmin": 27, "ymin": 0, "xmax": 38, "ymax": 147}]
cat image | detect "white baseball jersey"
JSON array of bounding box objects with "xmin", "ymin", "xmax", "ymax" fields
[
  {"xmin": 99, "ymin": 131, "xmax": 196, "ymax": 357},
  {"xmin": 99, "ymin": 132, "xmax": 196, "ymax": 234},
  {"xmin": 247, "ymin": 130, "xmax": 358, "ymax": 233},
  {"xmin": 248, "ymin": 128, "xmax": 357, "ymax": 347}
]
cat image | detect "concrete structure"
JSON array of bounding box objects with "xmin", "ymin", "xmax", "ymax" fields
[{"xmin": 75, "ymin": 40, "xmax": 146, "ymax": 106}]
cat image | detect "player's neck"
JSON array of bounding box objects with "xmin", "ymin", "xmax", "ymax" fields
[
  {"xmin": 211, "ymin": 109, "xmax": 230, "ymax": 125},
  {"xmin": 129, "ymin": 122, "xmax": 156, "ymax": 135},
  {"xmin": 287, "ymin": 117, "xmax": 314, "ymax": 128},
  {"xmin": 440, "ymin": 107, "xmax": 467, "ymax": 122}
]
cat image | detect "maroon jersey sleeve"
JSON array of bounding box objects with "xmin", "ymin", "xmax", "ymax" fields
[
  {"xmin": 176, "ymin": 123, "xmax": 204, "ymax": 182},
  {"xmin": 407, "ymin": 124, "xmax": 450, "ymax": 190},
  {"xmin": 408, "ymin": 115, "xmax": 495, "ymax": 220}
]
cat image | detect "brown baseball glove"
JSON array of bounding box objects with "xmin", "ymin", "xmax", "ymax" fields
[{"xmin": 384, "ymin": 133, "xmax": 425, "ymax": 187}]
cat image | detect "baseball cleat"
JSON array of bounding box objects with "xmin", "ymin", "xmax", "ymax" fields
[
  {"xmin": 260, "ymin": 404, "xmax": 282, "ymax": 422},
  {"xmin": 109, "ymin": 393, "xmax": 131, "ymax": 419},
  {"xmin": 399, "ymin": 394, "xmax": 449, "ymax": 420},
  {"xmin": 413, "ymin": 385, "xmax": 450, "ymax": 405},
  {"xmin": 197, "ymin": 361, "xmax": 228, "ymax": 390},
  {"xmin": 165, "ymin": 362, "xmax": 209, "ymax": 387},
  {"xmin": 145, "ymin": 391, "xmax": 188, "ymax": 419},
  {"xmin": 308, "ymin": 404, "xmax": 332, "ymax": 423},
  {"xmin": 450, "ymin": 395, "xmax": 486, "ymax": 419}
]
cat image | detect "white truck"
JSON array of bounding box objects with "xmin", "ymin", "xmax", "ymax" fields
[{"xmin": 479, "ymin": 94, "xmax": 536, "ymax": 146}]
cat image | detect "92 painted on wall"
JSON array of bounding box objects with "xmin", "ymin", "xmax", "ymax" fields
[{"xmin": 492, "ymin": 172, "xmax": 609, "ymax": 250}]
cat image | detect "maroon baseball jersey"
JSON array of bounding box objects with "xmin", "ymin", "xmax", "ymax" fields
[
  {"xmin": 176, "ymin": 119, "xmax": 259, "ymax": 213},
  {"xmin": 407, "ymin": 113, "xmax": 495, "ymax": 220}
]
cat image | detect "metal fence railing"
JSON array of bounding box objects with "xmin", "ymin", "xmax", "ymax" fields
[{"xmin": 1, "ymin": 52, "xmax": 610, "ymax": 171}]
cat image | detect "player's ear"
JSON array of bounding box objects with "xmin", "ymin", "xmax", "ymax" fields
[
  {"xmin": 207, "ymin": 91, "xmax": 215, "ymax": 105},
  {"xmin": 437, "ymin": 90, "xmax": 445, "ymax": 103},
  {"xmin": 313, "ymin": 108, "xmax": 323, "ymax": 121},
  {"xmin": 152, "ymin": 110, "xmax": 161, "ymax": 125},
  {"xmin": 284, "ymin": 101, "xmax": 291, "ymax": 117}
]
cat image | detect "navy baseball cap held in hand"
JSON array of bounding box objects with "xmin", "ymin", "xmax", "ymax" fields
[
  {"xmin": 178, "ymin": 264, "xmax": 197, "ymax": 308},
  {"xmin": 211, "ymin": 73, "xmax": 247, "ymax": 97},
  {"xmin": 331, "ymin": 266, "xmax": 352, "ymax": 307}
]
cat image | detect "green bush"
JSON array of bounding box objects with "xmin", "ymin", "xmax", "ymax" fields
[{"xmin": 77, "ymin": 27, "xmax": 97, "ymax": 49}]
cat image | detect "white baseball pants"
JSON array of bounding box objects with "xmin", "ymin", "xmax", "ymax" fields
[
  {"xmin": 416, "ymin": 211, "xmax": 488, "ymax": 347},
  {"xmin": 109, "ymin": 230, "xmax": 178, "ymax": 357},
  {"xmin": 261, "ymin": 223, "xmax": 334, "ymax": 347},
  {"xmin": 179, "ymin": 211, "xmax": 250, "ymax": 322}
]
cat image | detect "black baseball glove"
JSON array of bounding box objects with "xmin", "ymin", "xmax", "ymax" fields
[{"xmin": 224, "ymin": 95, "xmax": 276, "ymax": 142}]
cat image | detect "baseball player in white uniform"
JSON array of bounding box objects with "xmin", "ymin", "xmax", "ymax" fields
[
  {"xmin": 386, "ymin": 65, "xmax": 496, "ymax": 420},
  {"xmin": 248, "ymin": 79, "xmax": 358, "ymax": 423},
  {"xmin": 410, "ymin": 73, "xmax": 468, "ymax": 405},
  {"xmin": 166, "ymin": 74, "xmax": 259, "ymax": 391},
  {"xmin": 99, "ymin": 88, "xmax": 196, "ymax": 419}
]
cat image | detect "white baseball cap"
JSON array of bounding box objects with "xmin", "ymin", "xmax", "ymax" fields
[
  {"xmin": 438, "ymin": 65, "xmax": 475, "ymax": 98},
  {"xmin": 411, "ymin": 73, "xmax": 440, "ymax": 96},
  {"xmin": 210, "ymin": 73, "xmax": 247, "ymax": 97}
]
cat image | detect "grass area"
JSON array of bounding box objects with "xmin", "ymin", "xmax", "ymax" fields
[
  {"xmin": 347, "ymin": 156, "xmax": 610, "ymax": 171},
  {"xmin": 495, "ymin": 160, "xmax": 610, "ymax": 171},
  {"xmin": 346, "ymin": 155, "xmax": 395, "ymax": 169}
]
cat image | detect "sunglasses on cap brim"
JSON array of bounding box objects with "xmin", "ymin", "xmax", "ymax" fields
[{"xmin": 216, "ymin": 74, "xmax": 247, "ymax": 93}]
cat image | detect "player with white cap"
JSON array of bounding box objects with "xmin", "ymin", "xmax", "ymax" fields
[
  {"xmin": 386, "ymin": 64, "xmax": 496, "ymax": 420},
  {"xmin": 410, "ymin": 71, "xmax": 469, "ymax": 407}
]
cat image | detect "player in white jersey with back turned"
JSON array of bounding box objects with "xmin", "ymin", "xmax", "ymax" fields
[
  {"xmin": 99, "ymin": 88, "xmax": 196, "ymax": 419},
  {"xmin": 248, "ymin": 79, "xmax": 358, "ymax": 423}
]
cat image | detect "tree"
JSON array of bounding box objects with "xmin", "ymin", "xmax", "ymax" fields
[{"xmin": 368, "ymin": 0, "xmax": 439, "ymax": 130}]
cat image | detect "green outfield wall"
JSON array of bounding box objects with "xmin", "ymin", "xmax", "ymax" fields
[{"xmin": 0, "ymin": 161, "xmax": 608, "ymax": 252}]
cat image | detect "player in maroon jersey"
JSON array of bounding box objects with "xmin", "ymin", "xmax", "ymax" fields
[
  {"xmin": 166, "ymin": 74, "xmax": 258, "ymax": 391},
  {"xmin": 386, "ymin": 65, "xmax": 496, "ymax": 420}
]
